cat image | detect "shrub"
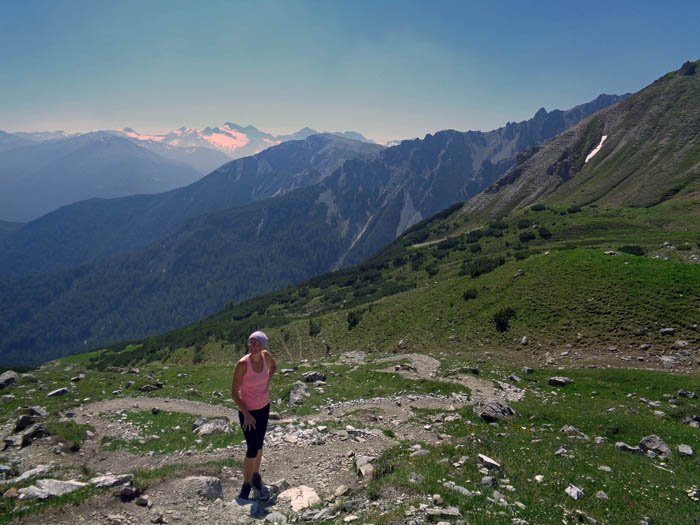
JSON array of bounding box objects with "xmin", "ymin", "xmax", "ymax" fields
[
  {"xmin": 519, "ymin": 231, "xmax": 536, "ymax": 243},
  {"xmin": 677, "ymin": 243, "xmax": 692, "ymax": 251},
  {"xmin": 514, "ymin": 250, "xmax": 531, "ymax": 261},
  {"xmin": 392, "ymin": 255, "xmax": 407, "ymax": 267},
  {"xmin": 517, "ymin": 218, "xmax": 532, "ymax": 229},
  {"xmin": 466, "ymin": 229, "xmax": 484, "ymax": 243},
  {"xmin": 461, "ymin": 256, "xmax": 505, "ymax": 278},
  {"xmin": 425, "ymin": 261, "xmax": 439, "ymax": 277},
  {"xmin": 463, "ymin": 288, "xmax": 478, "ymax": 301},
  {"xmin": 470, "ymin": 243, "xmax": 482, "ymax": 254},
  {"xmin": 309, "ymin": 318, "xmax": 321, "ymax": 337},
  {"xmin": 347, "ymin": 310, "xmax": 363, "ymax": 330},
  {"xmin": 493, "ymin": 307, "xmax": 516, "ymax": 332},
  {"xmin": 538, "ymin": 227, "xmax": 552, "ymax": 239},
  {"xmin": 531, "ymin": 204, "xmax": 546, "ymax": 212},
  {"xmin": 567, "ymin": 205, "xmax": 582, "ymax": 214},
  {"xmin": 619, "ymin": 245, "xmax": 645, "ymax": 256}
]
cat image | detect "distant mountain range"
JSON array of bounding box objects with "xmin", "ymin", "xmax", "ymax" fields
[
  {"xmin": 0, "ymin": 92, "xmax": 627, "ymax": 365},
  {"xmin": 0, "ymin": 124, "xmax": 376, "ymax": 222},
  {"xmin": 121, "ymin": 124, "xmax": 375, "ymax": 159}
]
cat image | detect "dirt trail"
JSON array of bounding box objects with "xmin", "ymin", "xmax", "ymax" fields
[{"xmin": 12, "ymin": 354, "xmax": 522, "ymax": 524}]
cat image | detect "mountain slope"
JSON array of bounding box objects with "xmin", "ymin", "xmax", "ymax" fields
[
  {"xmin": 0, "ymin": 134, "xmax": 203, "ymax": 222},
  {"xmin": 0, "ymin": 134, "xmax": 383, "ymax": 280},
  {"xmin": 462, "ymin": 60, "xmax": 700, "ymax": 221}
]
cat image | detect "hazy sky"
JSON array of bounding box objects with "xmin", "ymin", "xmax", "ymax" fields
[{"xmin": 2, "ymin": 0, "xmax": 699, "ymax": 143}]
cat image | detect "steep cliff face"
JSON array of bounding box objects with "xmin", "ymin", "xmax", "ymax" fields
[{"xmin": 462, "ymin": 61, "xmax": 700, "ymax": 222}]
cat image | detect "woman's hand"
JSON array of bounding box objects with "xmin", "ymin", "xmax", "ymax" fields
[{"xmin": 242, "ymin": 411, "xmax": 257, "ymax": 431}]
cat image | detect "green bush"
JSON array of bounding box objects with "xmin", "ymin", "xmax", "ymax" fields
[
  {"xmin": 347, "ymin": 310, "xmax": 364, "ymax": 330},
  {"xmin": 493, "ymin": 307, "xmax": 516, "ymax": 332},
  {"xmin": 531, "ymin": 204, "xmax": 546, "ymax": 211},
  {"xmin": 470, "ymin": 243, "xmax": 482, "ymax": 254},
  {"xmin": 460, "ymin": 256, "xmax": 505, "ymax": 278},
  {"xmin": 519, "ymin": 231, "xmax": 536, "ymax": 243},
  {"xmin": 619, "ymin": 245, "xmax": 645, "ymax": 256},
  {"xmin": 517, "ymin": 219, "xmax": 532, "ymax": 229},
  {"xmin": 538, "ymin": 227, "xmax": 552, "ymax": 239},
  {"xmin": 309, "ymin": 318, "xmax": 321, "ymax": 337},
  {"xmin": 514, "ymin": 250, "xmax": 531, "ymax": 261},
  {"xmin": 463, "ymin": 288, "xmax": 478, "ymax": 301},
  {"xmin": 567, "ymin": 206, "xmax": 582, "ymax": 214}
]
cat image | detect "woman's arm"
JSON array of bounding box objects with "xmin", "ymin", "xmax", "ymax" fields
[
  {"xmin": 264, "ymin": 350, "xmax": 276, "ymax": 389},
  {"xmin": 231, "ymin": 360, "xmax": 256, "ymax": 430}
]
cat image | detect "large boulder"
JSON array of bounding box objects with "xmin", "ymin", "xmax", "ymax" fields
[
  {"xmin": 47, "ymin": 388, "xmax": 69, "ymax": 397},
  {"xmin": 638, "ymin": 435, "xmax": 671, "ymax": 457},
  {"xmin": 472, "ymin": 399, "xmax": 514, "ymax": 422},
  {"xmin": 0, "ymin": 371, "xmax": 18, "ymax": 389}
]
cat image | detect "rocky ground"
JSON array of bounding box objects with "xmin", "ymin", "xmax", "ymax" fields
[{"xmin": 1, "ymin": 354, "xmax": 524, "ymax": 524}]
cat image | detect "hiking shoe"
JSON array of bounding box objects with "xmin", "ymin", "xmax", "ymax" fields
[
  {"xmin": 237, "ymin": 482, "xmax": 252, "ymax": 500},
  {"xmin": 251, "ymin": 473, "xmax": 269, "ymax": 500}
]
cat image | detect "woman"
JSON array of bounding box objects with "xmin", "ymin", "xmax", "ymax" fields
[{"xmin": 231, "ymin": 330, "xmax": 276, "ymax": 500}]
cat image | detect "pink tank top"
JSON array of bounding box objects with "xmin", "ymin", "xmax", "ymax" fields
[{"xmin": 240, "ymin": 353, "xmax": 270, "ymax": 411}]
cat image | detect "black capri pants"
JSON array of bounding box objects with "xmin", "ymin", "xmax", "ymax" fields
[{"xmin": 238, "ymin": 403, "xmax": 270, "ymax": 458}]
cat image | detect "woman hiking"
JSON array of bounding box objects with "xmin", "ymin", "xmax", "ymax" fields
[{"xmin": 231, "ymin": 330, "xmax": 276, "ymax": 500}]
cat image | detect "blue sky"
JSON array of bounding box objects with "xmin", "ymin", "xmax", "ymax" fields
[{"xmin": 2, "ymin": 0, "xmax": 699, "ymax": 143}]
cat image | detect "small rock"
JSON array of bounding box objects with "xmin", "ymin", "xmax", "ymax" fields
[
  {"xmin": 678, "ymin": 390, "xmax": 697, "ymax": 399},
  {"xmin": 473, "ymin": 399, "xmax": 514, "ymax": 422},
  {"xmin": 194, "ymin": 420, "xmax": 232, "ymax": 436},
  {"xmin": 432, "ymin": 493, "xmax": 442, "ymax": 505},
  {"xmin": 615, "ymin": 441, "xmax": 643, "ymax": 454},
  {"xmin": 478, "ymin": 453, "xmax": 501, "ymax": 470},
  {"xmin": 599, "ymin": 465, "xmax": 612, "ymax": 472},
  {"xmin": 522, "ymin": 367, "xmax": 534, "ymax": 374},
  {"xmin": 47, "ymin": 388, "xmax": 69, "ymax": 397},
  {"xmin": 481, "ymin": 476, "xmax": 498, "ymax": 487},
  {"xmin": 678, "ymin": 444, "xmax": 693, "ymax": 456},
  {"xmin": 335, "ymin": 484, "xmax": 348, "ymax": 496},
  {"xmin": 302, "ymin": 371, "xmax": 326, "ymax": 383},
  {"xmin": 508, "ymin": 374, "xmax": 521, "ymax": 383},
  {"xmin": 595, "ymin": 491, "xmax": 608, "ymax": 500},
  {"xmin": 288, "ymin": 382, "xmax": 309, "ymax": 406},
  {"xmin": 182, "ymin": 476, "xmax": 222, "ymax": 501},
  {"xmin": 565, "ymin": 484, "xmax": 584, "ymax": 500},
  {"xmin": 534, "ymin": 475, "xmax": 544, "ymax": 483},
  {"xmin": 151, "ymin": 407, "xmax": 161, "ymax": 415},
  {"xmin": 90, "ymin": 474, "xmax": 133, "ymax": 488},
  {"xmin": 521, "ymin": 336, "xmax": 529, "ymax": 346},
  {"xmin": 18, "ymin": 479, "xmax": 87, "ymax": 499},
  {"xmin": 660, "ymin": 327, "xmax": 676, "ymax": 335},
  {"xmin": 278, "ymin": 485, "xmax": 320, "ymax": 512},
  {"xmin": 548, "ymin": 377, "xmax": 573, "ymax": 386},
  {"xmin": 594, "ymin": 436, "xmax": 608, "ymax": 444}
]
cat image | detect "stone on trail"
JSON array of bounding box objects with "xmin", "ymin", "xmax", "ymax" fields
[
  {"xmin": 278, "ymin": 485, "xmax": 320, "ymax": 512},
  {"xmin": 181, "ymin": 476, "xmax": 223, "ymax": 501},
  {"xmin": 565, "ymin": 484, "xmax": 584, "ymax": 500},
  {"xmin": 47, "ymin": 387, "xmax": 69, "ymax": 397},
  {"xmin": 335, "ymin": 484, "xmax": 349, "ymax": 496},
  {"xmin": 90, "ymin": 473, "xmax": 133, "ymax": 488},
  {"xmin": 0, "ymin": 371, "xmax": 18, "ymax": 389},
  {"xmin": 194, "ymin": 420, "xmax": 232, "ymax": 436},
  {"xmin": 0, "ymin": 464, "xmax": 50, "ymax": 486},
  {"xmin": 18, "ymin": 479, "xmax": 87, "ymax": 500},
  {"xmin": 264, "ymin": 511, "xmax": 288, "ymax": 524},
  {"xmin": 472, "ymin": 399, "xmax": 514, "ymax": 423},
  {"xmin": 548, "ymin": 377, "xmax": 573, "ymax": 386},
  {"xmin": 638, "ymin": 435, "xmax": 671, "ymax": 457}
]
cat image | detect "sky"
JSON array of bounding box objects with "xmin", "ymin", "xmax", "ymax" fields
[{"xmin": 2, "ymin": 0, "xmax": 699, "ymax": 144}]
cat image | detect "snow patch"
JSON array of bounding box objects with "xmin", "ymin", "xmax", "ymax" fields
[{"xmin": 585, "ymin": 135, "xmax": 607, "ymax": 164}]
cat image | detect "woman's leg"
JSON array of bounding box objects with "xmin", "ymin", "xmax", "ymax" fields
[
  {"xmin": 252, "ymin": 404, "xmax": 270, "ymax": 476},
  {"xmin": 238, "ymin": 410, "xmax": 260, "ymax": 485}
]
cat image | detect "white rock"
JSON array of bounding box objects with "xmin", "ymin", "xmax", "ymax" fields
[
  {"xmin": 678, "ymin": 444, "xmax": 694, "ymax": 456},
  {"xmin": 565, "ymin": 484, "xmax": 584, "ymax": 500},
  {"xmin": 18, "ymin": 479, "xmax": 87, "ymax": 499},
  {"xmin": 478, "ymin": 453, "xmax": 501, "ymax": 470},
  {"xmin": 278, "ymin": 485, "xmax": 320, "ymax": 512},
  {"xmin": 90, "ymin": 473, "xmax": 133, "ymax": 488}
]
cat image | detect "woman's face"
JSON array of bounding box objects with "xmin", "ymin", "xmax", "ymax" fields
[{"xmin": 248, "ymin": 338, "xmax": 263, "ymax": 354}]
